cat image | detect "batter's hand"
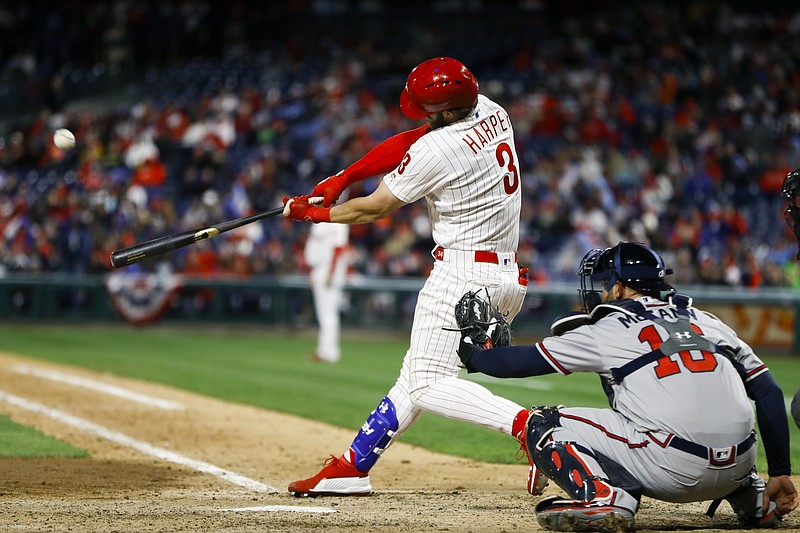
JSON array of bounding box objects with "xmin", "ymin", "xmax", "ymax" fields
[
  {"xmin": 311, "ymin": 172, "xmax": 349, "ymax": 207},
  {"xmin": 282, "ymin": 197, "xmax": 332, "ymax": 223},
  {"xmin": 289, "ymin": 194, "xmax": 324, "ymax": 205},
  {"xmin": 764, "ymin": 475, "xmax": 798, "ymax": 516}
]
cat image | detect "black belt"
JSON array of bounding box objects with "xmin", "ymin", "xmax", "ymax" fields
[{"xmin": 668, "ymin": 432, "xmax": 756, "ymax": 466}]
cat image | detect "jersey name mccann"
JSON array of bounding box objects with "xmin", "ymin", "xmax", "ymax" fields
[
  {"xmin": 616, "ymin": 306, "xmax": 698, "ymax": 329},
  {"xmin": 462, "ymin": 110, "xmax": 510, "ymax": 154}
]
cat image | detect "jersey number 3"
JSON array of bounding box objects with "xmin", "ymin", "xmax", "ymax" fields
[
  {"xmin": 496, "ymin": 142, "xmax": 519, "ymax": 194},
  {"xmin": 638, "ymin": 324, "xmax": 717, "ymax": 378}
]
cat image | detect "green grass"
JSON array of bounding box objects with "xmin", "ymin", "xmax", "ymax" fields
[
  {"xmin": 0, "ymin": 324, "xmax": 798, "ymax": 470},
  {"xmin": 0, "ymin": 414, "xmax": 88, "ymax": 458}
]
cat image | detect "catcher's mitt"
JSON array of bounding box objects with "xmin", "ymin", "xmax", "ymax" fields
[{"xmin": 453, "ymin": 289, "xmax": 512, "ymax": 349}]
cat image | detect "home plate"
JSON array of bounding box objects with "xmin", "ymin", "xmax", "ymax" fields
[{"xmin": 218, "ymin": 505, "xmax": 336, "ymax": 514}]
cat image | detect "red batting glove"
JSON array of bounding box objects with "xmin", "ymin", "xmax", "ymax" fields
[
  {"xmin": 311, "ymin": 171, "xmax": 349, "ymax": 207},
  {"xmin": 282, "ymin": 197, "xmax": 332, "ymax": 223}
]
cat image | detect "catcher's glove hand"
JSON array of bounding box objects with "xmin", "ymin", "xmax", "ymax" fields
[
  {"xmin": 453, "ymin": 290, "xmax": 512, "ymax": 371},
  {"xmin": 453, "ymin": 289, "xmax": 512, "ymax": 348}
]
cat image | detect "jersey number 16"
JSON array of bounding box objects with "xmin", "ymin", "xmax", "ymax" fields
[{"xmin": 638, "ymin": 324, "xmax": 718, "ymax": 378}]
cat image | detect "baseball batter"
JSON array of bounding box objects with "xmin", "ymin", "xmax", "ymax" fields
[
  {"xmin": 283, "ymin": 57, "xmax": 534, "ymax": 496},
  {"xmin": 305, "ymin": 222, "xmax": 349, "ymax": 363},
  {"xmin": 458, "ymin": 241, "xmax": 797, "ymax": 531}
]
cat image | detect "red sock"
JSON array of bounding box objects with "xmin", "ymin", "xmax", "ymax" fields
[{"xmin": 512, "ymin": 409, "xmax": 530, "ymax": 441}]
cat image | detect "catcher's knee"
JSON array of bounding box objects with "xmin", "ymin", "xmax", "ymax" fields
[
  {"xmin": 525, "ymin": 405, "xmax": 563, "ymax": 455},
  {"xmin": 351, "ymin": 396, "xmax": 399, "ymax": 472}
]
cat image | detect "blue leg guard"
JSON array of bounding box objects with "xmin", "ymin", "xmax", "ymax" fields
[{"xmin": 350, "ymin": 396, "xmax": 399, "ymax": 472}]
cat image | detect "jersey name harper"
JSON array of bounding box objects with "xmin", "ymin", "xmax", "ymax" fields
[{"xmin": 462, "ymin": 110, "xmax": 510, "ymax": 155}]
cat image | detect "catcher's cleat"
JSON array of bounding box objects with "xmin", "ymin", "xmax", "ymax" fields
[
  {"xmin": 535, "ymin": 496, "xmax": 635, "ymax": 532},
  {"xmin": 713, "ymin": 468, "xmax": 782, "ymax": 528},
  {"xmin": 513, "ymin": 409, "xmax": 548, "ymax": 496},
  {"xmin": 288, "ymin": 455, "xmax": 372, "ymax": 497}
]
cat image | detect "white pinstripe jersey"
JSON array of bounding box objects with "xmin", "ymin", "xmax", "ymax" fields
[
  {"xmin": 383, "ymin": 95, "xmax": 521, "ymax": 253},
  {"xmin": 535, "ymin": 297, "xmax": 761, "ymax": 447}
]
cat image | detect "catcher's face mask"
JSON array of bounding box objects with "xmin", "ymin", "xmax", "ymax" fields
[
  {"xmin": 783, "ymin": 168, "xmax": 800, "ymax": 260},
  {"xmin": 577, "ymin": 247, "xmax": 609, "ymax": 313}
]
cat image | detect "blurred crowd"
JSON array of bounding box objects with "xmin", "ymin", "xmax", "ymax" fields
[{"xmin": 2, "ymin": 1, "xmax": 800, "ymax": 289}]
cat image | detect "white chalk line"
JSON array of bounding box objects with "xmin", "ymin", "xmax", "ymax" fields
[
  {"xmin": 3, "ymin": 367, "xmax": 337, "ymax": 513},
  {"xmin": 12, "ymin": 364, "xmax": 184, "ymax": 411},
  {"xmin": 0, "ymin": 390, "xmax": 277, "ymax": 494},
  {"xmin": 218, "ymin": 505, "xmax": 336, "ymax": 513}
]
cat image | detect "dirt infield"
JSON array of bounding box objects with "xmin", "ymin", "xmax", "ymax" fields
[{"xmin": 0, "ymin": 351, "xmax": 796, "ymax": 532}]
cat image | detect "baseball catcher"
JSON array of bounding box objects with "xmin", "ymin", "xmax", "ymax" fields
[
  {"xmin": 453, "ymin": 289, "xmax": 513, "ymax": 358},
  {"xmin": 456, "ymin": 241, "xmax": 797, "ymax": 531}
]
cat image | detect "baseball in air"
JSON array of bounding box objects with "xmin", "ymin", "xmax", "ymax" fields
[
  {"xmin": 792, "ymin": 387, "xmax": 800, "ymax": 429},
  {"xmin": 53, "ymin": 128, "xmax": 76, "ymax": 150}
]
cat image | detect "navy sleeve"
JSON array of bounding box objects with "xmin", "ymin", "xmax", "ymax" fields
[
  {"xmin": 745, "ymin": 371, "xmax": 792, "ymax": 477},
  {"xmin": 465, "ymin": 344, "xmax": 557, "ymax": 378}
]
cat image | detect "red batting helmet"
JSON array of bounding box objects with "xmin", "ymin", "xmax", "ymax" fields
[{"xmin": 399, "ymin": 57, "xmax": 479, "ymax": 119}]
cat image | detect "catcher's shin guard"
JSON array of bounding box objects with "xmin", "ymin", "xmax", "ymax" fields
[
  {"xmin": 532, "ymin": 440, "xmax": 639, "ymax": 515},
  {"xmin": 349, "ymin": 396, "xmax": 399, "ymax": 472}
]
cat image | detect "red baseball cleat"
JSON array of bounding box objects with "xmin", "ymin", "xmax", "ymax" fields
[{"xmin": 288, "ymin": 455, "xmax": 372, "ymax": 497}]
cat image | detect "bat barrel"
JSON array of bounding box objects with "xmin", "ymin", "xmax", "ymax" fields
[
  {"xmin": 110, "ymin": 249, "xmax": 145, "ymax": 268},
  {"xmin": 109, "ymin": 205, "xmax": 285, "ymax": 268}
]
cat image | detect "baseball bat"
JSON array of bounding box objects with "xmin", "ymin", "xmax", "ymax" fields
[{"xmin": 110, "ymin": 206, "xmax": 284, "ymax": 268}]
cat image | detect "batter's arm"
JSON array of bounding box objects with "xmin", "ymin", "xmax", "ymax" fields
[
  {"xmin": 343, "ymin": 124, "xmax": 431, "ymax": 180},
  {"xmin": 312, "ymin": 124, "xmax": 431, "ymax": 206},
  {"xmin": 328, "ymin": 180, "xmax": 406, "ymax": 224}
]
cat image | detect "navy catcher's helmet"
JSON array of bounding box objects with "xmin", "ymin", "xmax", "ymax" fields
[
  {"xmin": 782, "ymin": 168, "xmax": 800, "ymax": 260},
  {"xmin": 578, "ymin": 242, "xmax": 674, "ymax": 312}
]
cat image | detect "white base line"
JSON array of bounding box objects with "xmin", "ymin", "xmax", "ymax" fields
[
  {"xmin": 12, "ymin": 364, "xmax": 184, "ymax": 411},
  {"xmin": 0, "ymin": 390, "xmax": 277, "ymax": 494},
  {"xmin": 219, "ymin": 505, "xmax": 336, "ymax": 513}
]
